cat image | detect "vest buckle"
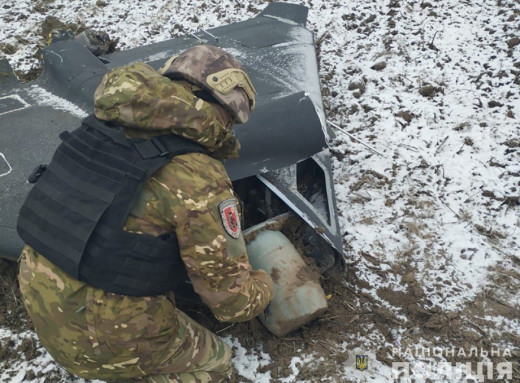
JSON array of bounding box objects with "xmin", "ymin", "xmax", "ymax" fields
[{"xmin": 151, "ymin": 137, "xmax": 169, "ymax": 157}]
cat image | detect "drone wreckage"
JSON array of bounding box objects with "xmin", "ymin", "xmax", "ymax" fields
[{"xmin": 0, "ymin": 3, "xmax": 345, "ymax": 336}]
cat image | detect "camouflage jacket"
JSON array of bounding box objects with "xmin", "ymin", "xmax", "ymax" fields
[
  {"xmin": 94, "ymin": 62, "xmax": 274, "ymax": 322},
  {"xmin": 21, "ymin": 62, "xmax": 273, "ymax": 331}
]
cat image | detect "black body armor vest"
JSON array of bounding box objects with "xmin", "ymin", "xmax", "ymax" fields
[{"xmin": 17, "ymin": 115, "xmax": 204, "ymax": 296}]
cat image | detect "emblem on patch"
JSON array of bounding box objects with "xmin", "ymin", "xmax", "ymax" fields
[
  {"xmin": 356, "ymin": 355, "xmax": 368, "ymax": 371},
  {"xmin": 219, "ymin": 199, "xmax": 241, "ymax": 239}
]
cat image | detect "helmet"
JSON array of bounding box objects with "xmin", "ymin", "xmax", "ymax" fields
[{"xmin": 158, "ymin": 45, "xmax": 255, "ymax": 124}]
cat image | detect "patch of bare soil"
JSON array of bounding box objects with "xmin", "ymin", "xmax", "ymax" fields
[
  {"xmin": 4, "ymin": 13, "xmax": 117, "ymax": 83},
  {"xmin": 2, "ymin": 251, "xmax": 519, "ymax": 382},
  {"xmin": 179, "ymin": 256, "xmax": 520, "ymax": 382},
  {"xmin": 0, "ymin": 260, "xmax": 37, "ymax": 375},
  {"xmin": 0, "ymin": 260, "xmax": 30, "ymax": 333}
]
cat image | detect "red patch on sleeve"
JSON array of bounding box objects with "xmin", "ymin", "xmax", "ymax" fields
[{"xmin": 219, "ymin": 199, "xmax": 241, "ymax": 239}]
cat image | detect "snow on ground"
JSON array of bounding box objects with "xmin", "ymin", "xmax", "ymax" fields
[
  {"xmin": 1, "ymin": 0, "xmax": 519, "ymax": 382},
  {"xmin": 327, "ymin": 0, "xmax": 519, "ymax": 311}
]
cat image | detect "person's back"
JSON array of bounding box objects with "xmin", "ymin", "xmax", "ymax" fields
[{"xmin": 17, "ymin": 47, "xmax": 274, "ymax": 383}]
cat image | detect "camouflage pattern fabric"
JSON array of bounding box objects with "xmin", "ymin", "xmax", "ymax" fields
[
  {"xmin": 158, "ymin": 45, "xmax": 255, "ymax": 124},
  {"xmin": 18, "ymin": 60, "xmax": 274, "ymax": 382},
  {"xmin": 94, "ymin": 61, "xmax": 241, "ymax": 160},
  {"xmin": 19, "ymin": 247, "xmax": 233, "ymax": 382},
  {"xmin": 123, "ymin": 150, "xmax": 274, "ymax": 323}
]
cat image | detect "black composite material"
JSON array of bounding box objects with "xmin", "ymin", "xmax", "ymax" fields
[{"xmin": 0, "ymin": 3, "xmax": 342, "ymax": 261}]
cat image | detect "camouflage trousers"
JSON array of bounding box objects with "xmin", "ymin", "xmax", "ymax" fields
[
  {"xmin": 121, "ymin": 312, "xmax": 234, "ymax": 383},
  {"xmin": 18, "ymin": 247, "xmax": 233, "ymax": 383}
]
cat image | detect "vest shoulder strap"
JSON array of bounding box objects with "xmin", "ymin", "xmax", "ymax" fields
[{"xmin": 17, "ymin": 115, "xmax": 205, "ymax": 296}]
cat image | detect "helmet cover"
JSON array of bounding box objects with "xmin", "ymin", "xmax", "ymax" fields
[{"xmin": 158, "ymin": 45, "xmax": 255, "ymax": 123}]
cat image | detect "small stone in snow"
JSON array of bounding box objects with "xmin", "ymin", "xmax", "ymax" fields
[
  {"xmin": 404, "ymin": 272, "xmax": 415, "ymax": 283},
  {"xmin": 371, "ymin": 61, "xmax": 387, "ymax": 71},
  {"xmin": 24, "ymin": 370, "xmax": 36, "ymax": 381},
  {"xmin": 412, "ymin": 286, "xmax": 424, "ymax": 298},
  {"xmin": 362, "ymin": 104, "xmax": 374, "ymax": 113},
  {"xmin": 503, "ymin": 138, "xmax": 520, "ymax": 148},
  {"xmin": 419, "ymin": 84, "xmax": 438, "ymax": 97},
  {"xmin": 488, "ymin": 100, "xmax": 503, "ymax": 108},
  {"xmin": 396, "ymin": 110, "xmax": 413, "ymax": 123},
  {"xmin": 96, "ymin": 0, "xmax": 107, "ymax": 6},
  {"xmin": 348, "ymin": 82, "xmax": 365, "ymax": 98},
  {"xmin": 348, "ymin": 81, "xmax": 365, "ymax": 94},
  {"xmin": 507, "ymin": 37, "xmax": 520, "ymax": 48},
  {"xmin": 0, "ymin": 43, "xmax": 17, "ymax": 55}
]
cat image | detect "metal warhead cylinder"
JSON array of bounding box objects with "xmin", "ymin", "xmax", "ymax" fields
[{"xmin": 246, "ymin": 229, "xmax": 328, "ymax": 337}]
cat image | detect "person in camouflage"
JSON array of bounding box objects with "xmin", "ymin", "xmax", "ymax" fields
[{"xmin": 18, "ymin": 45, "xmax": 274, "ymax": 383}]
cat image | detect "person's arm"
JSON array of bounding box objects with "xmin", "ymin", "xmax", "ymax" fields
[{"xmin": 153, "ymin": 153, "xmax": 274, "ymax": 322}]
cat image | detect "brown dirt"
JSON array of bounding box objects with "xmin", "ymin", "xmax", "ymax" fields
[
  {"xmin": 270, "ymin": 267, "xmax": 281, "ymax": 283},
  {"xmin": 0, "ymin": 259, "xmax": 31, "ymax": 333},
  {"xmin": 0, "ymin": 259, "xmax": 39, "ymax": 377},
  {"xmin": 178, "ymin": 259, "xmax": 520, "ymax": 381},
  {"xmin": 1, "ymin": 254, "xmax": 519, "ymax": 382}
]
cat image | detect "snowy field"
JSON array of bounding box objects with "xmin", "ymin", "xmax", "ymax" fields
[{"xmin": 1, "ymin": 0, "xmax": 519, "ymax": 382}]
